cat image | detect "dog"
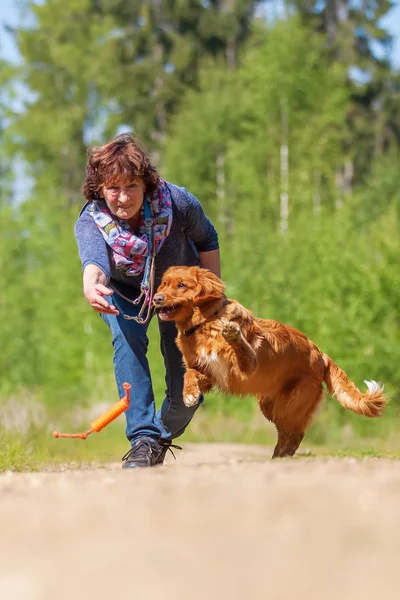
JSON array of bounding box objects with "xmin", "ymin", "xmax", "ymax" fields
[{"xmin": 153, "ymin": 266, "xmax": 387, "ymax": 458}]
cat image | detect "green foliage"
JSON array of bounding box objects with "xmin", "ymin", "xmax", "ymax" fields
[
  {"xmin": 162, "ymin": 17, "xmax": 400, "ymax": 438},
  {"xmin": 290, "ymin": 0, "xmax": 400, "ymax": 178},
  {"xmin": 164, "ymin": 19, "xmax": 347, "ymax": 225}
]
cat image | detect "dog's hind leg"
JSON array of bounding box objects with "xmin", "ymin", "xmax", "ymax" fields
[
  {"xmin": 258, "ymin": 391, "xmax": 303, "ymax": 458},
  {"xmin": 258, "ymin": 395, "xmax": 288, "ymax": 456},
  {"xmin": 272, "ymin": 429, "xmax": 304, "ymax": 458},
  {"xmin": 257, "ymin": 394, "xmax": 275, "ymax": 422},
  {"xmin": 272, "ymin": 377, "xmax": 324, "ymax": 458}
]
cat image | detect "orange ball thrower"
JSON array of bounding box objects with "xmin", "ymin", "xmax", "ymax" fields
[{"xmin": 52, "ymin": 382, "xmax": 131, "ymax": 440}]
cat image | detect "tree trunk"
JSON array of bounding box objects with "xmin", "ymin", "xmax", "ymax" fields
[
  {"xmin": 280, "ymin": 97, "xmax": 289, "ymax": 235},
  {"xmin": 313, "ymin": 169, "xmax": 321, "ymax": 215},
  {"xmin": 344, "ymin": 159, "xmax": 353, "ymax": 196},
  {"xmin": 335, "ymin": 168, "xmax": 344, "ymax": 209}
]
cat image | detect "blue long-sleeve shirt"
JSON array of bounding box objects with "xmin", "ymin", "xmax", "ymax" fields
[{"xmin": 74, "ymin": 182, "xmax": 219, "ymax": 300}]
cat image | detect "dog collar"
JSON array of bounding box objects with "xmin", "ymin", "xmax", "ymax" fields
[
  {"xmin": 183, "ymin": 308, "xmax": 223, "ymax": 337},
  {"xmin": 183, "ymin": 323, "xmax": 202, "ymax": 337}
]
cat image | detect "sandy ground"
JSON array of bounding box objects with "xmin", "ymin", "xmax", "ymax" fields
[{"xmin": 1, "ymin": 443, "xmax": 400, "ymax": 600}]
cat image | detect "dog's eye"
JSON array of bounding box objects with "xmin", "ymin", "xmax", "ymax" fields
[{"xmin": 177, "ymin": 283, "xmax": 186, "ymax": 289}]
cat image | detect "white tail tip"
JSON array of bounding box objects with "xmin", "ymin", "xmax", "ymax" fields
[{"xmin": 364, "ymin": 380, "xmax": 383, "ymax": 394}]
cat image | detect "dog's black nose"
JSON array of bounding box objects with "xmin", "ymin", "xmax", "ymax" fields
[{"xmin": 153, "ymin": 293, "xmax": 165, "ymax": 306}]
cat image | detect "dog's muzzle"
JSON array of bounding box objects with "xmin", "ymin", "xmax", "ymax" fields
[{"xmin": 153, "ymin": 293, "xmax": 165, "ymax": 307}]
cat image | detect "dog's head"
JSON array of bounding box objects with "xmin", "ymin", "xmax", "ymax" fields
[{"xmin": 153, "ymin": 266, "xmax": 225, "ymax": 322}]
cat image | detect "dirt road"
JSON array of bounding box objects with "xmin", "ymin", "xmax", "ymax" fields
[{"xmin": 1, "ymin": 443, "xmax": 400, "ymax": 600}]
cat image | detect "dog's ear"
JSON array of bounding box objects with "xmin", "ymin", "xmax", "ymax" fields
[{"xmin": 193, "ymin": 269, "xmax": 225, "ymax": 306}]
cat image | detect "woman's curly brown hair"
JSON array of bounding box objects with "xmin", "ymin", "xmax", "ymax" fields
[{"xmin": 82, "ymin": 133, "xmax": 160, "ymax": 201}]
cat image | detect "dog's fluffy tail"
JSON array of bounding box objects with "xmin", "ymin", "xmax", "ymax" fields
[{"xmin": 322, "ymin": 354, "xmax": 387, "ymax": 417}]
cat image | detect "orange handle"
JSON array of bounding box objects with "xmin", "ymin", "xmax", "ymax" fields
[
  {"xmin": 53, "ymin": 382, "xmax": 131, "ymax": 439},
  {"xmin": 91, "ymin": 397, "xmax": 129, "ymax": 432}
]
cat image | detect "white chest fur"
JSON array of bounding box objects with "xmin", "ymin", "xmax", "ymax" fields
[{"xmin": 198, "ymin": 348, "xmax": 230, "ymax": 389}]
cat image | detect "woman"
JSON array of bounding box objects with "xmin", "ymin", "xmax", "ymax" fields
[{"xmin": 75, "ymin": 133, "xmax": 220, "ymax": 468}]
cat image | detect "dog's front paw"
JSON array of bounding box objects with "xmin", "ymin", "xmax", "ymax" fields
[
  {"xmin": 221, "ymin": 319, "xmax": 241, "ymax": 342},
  {"xmin": 183, "ymin": 393, "xmax": 200, "ymax": 408}
]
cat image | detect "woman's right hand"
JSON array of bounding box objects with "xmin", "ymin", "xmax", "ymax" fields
[
  {"xmin": 84, "ymin": 282, "xmax": 119, "ymax": 315},
  {"xmin": 83, "ymin": 265, "xmax": 119, "ymax": 315}
]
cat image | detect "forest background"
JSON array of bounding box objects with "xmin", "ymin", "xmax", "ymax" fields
[{"xmin": 1, "ymin": 0, "xmax": 400, "ymax": 466}]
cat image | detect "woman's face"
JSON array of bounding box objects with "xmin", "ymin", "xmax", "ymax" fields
[{"xmin": 100, "ymin": 177, "xmax": 146, "ymax": 221}]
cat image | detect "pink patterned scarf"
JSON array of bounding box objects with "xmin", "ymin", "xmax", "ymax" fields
[{"xmin": 88, "ymin": 179, "xmax": 172, "ymax": 275}]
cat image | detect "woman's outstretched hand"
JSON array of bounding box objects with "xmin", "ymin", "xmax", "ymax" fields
[{"xmin": 83, "ymin": 265, "xmax": 119, "ymax": 315}]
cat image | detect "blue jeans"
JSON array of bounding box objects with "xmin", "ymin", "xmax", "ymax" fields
[{"xmin": 101, "ymin": 292, "xmax": 202, "ymax": 444}]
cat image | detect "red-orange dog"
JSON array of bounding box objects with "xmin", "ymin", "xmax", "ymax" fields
[{"xmin": 153, "ymin": 266, "xmax": 387, "ymax": 458}]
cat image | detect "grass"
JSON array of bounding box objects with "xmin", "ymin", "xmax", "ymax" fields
[
  {"xmin": 2, "ymin": 432, "xmax": 400, "ymax": 473},
  {"xmin": 2, "ymin": 411, "xmax": 400, "ymax": 472},
  {"xmin": 0, "ymin": 424, "xmax": 129, "ymax": 472},
  {"xmin": 1, "ymin": 380, "xmax": 400, "ymax": 472}
]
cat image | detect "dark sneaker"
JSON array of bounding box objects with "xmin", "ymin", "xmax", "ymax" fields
[
  {"xmin": 121, "ymin": 437, "xmax": 162, "ymax": 469},
  {"xmin": 155, "ymin": 440, "xmax": 182, "ymax": 465}
]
